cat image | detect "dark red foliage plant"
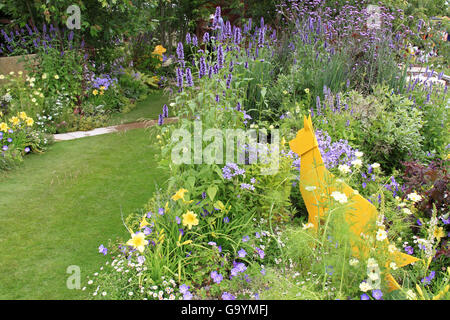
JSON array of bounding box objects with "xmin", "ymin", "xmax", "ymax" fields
[{"xmin": 401, "ymin": 159, "xmax": 449, "ymax": 218}]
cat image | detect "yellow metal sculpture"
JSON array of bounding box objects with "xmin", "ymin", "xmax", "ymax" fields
[{"xmin": 289, "ymin": 115, "xmax": 419, "ymax": 291}]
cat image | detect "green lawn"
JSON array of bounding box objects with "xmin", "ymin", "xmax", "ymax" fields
[
  {"xmin": 0, "ymin": 127, "xmax": 167, "ymax": 299},
  {"xmin": 107, "ymin": 90, "xmax": 169, "ymax": 126}
]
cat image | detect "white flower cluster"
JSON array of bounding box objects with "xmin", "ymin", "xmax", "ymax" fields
[
  {"xmin": 330, "ymin": 191, "xmax": 347, "ymax": 204},
  {"xmin": 86, "ymin": 252, "xmax": 181, "ymax": 300},
  {"xmin": 359, "ymin": 258, "xmax": 381, "ymax": 292}
]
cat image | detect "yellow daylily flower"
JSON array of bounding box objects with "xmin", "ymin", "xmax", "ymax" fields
[
  {"xmin": 93, "ymin": 89, "xmax": 98, "ymax": 96},
  {"xmin": 153, "ymin": 45, "xmax": 167, "ymax": 56},
  {"xmin": 9, "ymin": 116, "xmax": 19, "ymax": 126},
  {"xmin": 171, "ymin": 188, "xmax": 188, "ymax": 201},
  {"xmin": 19, "ymin": 112, "xmax": 27, "ymax": 120},
  {"xmin": 25, "ymin": 117, "xmax": 34, "ymax": 126},
  {"xmin": 139, "ymin": 216, "xmax": 150, "ymax": 229},
  {"xmin": 126, "ymin": 232, "xmax": 148, "ymax": 253},
  {"xmin": 182, "ymin": 211, "xmax": 199, "ymax": 230},
  {"xmin": 0, "ymin": 122, "xmax": 7, "ymax": 132}
]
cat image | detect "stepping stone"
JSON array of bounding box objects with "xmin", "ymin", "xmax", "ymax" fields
[
  {"xmin": 406, "ymin": 75, "xmax": 446, "ymax": 87},
  {"xmin": 53, "ymin": 117, "xmax": 179, "ymax": 141},
  {"xmin": 54, "ymin": 126, "xmax": 118, "ymax": 141}
]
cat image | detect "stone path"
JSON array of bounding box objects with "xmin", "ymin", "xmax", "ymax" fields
[
  {"xmin": 53, "ymin": 117, "xmax": 178, "ymax": 141},
  {"xmin": 405, "ymin": 66, "xmax": 449, "ymax": 86}
]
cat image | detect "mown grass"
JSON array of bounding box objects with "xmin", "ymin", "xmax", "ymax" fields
[
  {"xmin": 107, "ymin": 90, "xmax": 169, "ymax": 126},
  {"xmin": 0, "ymin": 127, "xmax": 167, "ymax": 299}
]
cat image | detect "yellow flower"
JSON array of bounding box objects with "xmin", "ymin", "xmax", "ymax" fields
[
  {"xmin": 304, "ymin": 88, "xmax": 310, "ymax": 94},
  {"xmin": 171, "ymin": 188, "xmax": 188, "ymax": 201},
  {"xmin": 416, "ymin": 284, "xmax": 426, "ymax": 300},
  {"xmin": 0, "ymin": 122, "xmax": 8, "ymax": 132},
  {"xmin": 214, "ymin": 200, "xmax": 226, "ymax": 211},
  {"xmin": 93, "ymin": 89, "xmax": 98, "ymax": 96},
  {"xmin": 139, "ymin": 216, "xmax": 150, "ymax": 229},
  {"xmin": 54, "ymin": 74, "xmax": 59, "ymax": 80},
  {"xmin": 182, "ymin": 211, "xmax": 199, "ymax": 230},
  {"xmin": 9, "ymin": 116, "xmax": 19, "ymax": 126},
  {"xmin": 42, "ymin": 73, "xmax": 47, "ymax": 80},
  {"xmin": 126, "ymin": 232, "xmax": 148, "ymax": 253},
  {"xmin": 99, "ymin": 90, "xmax": 104, "ymax": 95},
  {"xmin": 153, "ymin": 45, "xmax": 167, "ymax": 56},
  {"xmin": 164, "ymin": 201, "xmax": 170, "ymax": 213},
  {"xmin": 432, "ymin": 285, "xmax": 449, "ymax": 300},
  {"xmin": 19, "ymin": 112, "xmax": 27, "ymax": 120},
  {"xmin": 434, "ymin": 227, "xmax": 445, "ymax": 240},
  {"xmin": 26, "ymin": 117, "xmax": 34, "ymax": 126},
  {"xmin": 100, "ymin": 86, "xmax": 106, "ymax": 90}
]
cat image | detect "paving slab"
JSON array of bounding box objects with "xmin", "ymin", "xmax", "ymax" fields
[
  {"xmin": 53, "ymin": 117, "xmax": 178, "ymax": 142},
  {"xmin": 406, "ymin": 75, "xmax": 447, "ymax": 87}
]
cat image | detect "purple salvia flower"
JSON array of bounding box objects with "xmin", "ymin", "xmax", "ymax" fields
[
  {"xmin": 217, "ymin": 45, "xmax": 224, "ymax": 69},
  {"xmin": 234, "ymin": 27, "xmax": 242, "ymax": 45},
  {"xmin": 199, "ymin": 56, "xmax": 207, "ymax": 78},
  {"xmin": 176, "ymin": 67, "xmax": 184, "ymax": 89},
  {"xmin": 203, "ymin": 32, "xmax": 210, "ymax": 43},
  {"xmin": 25, "ymin": 24, "xmax": 33, "ymax": 36},
  {"xmin": 226, "ymin": 73, "xmax": 232, "ymax": 88},
  {"xmin": 208, "ymin": 65, "xmax": 213, "ymax": 79},
  {"xmin": 176, "ymin": 42, "xmax": 184, "ymax": 61},
  {"xmin": 185, "ymin": 68, "xmax": 194, "ymax": 87},
  {"xmin": 162, "ymin": 104, "xmax": 169, "ymax": 118},
  {"xmin": 316, "ymin": 96, "xmax": 321, "ymax": 113},
  {"xmin": 258, "ymin": 27, "xmax": 265, "ymax": 47},
  {"xmin": 417, "ymin": 19, "xmax": 423, "ymax": 33}
]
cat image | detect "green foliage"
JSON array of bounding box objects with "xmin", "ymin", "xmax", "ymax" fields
[{"xmin": 1, "ymin": 0, "xmax": 149, "ymax": 50}]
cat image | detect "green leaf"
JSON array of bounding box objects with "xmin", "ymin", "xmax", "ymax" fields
[
  {"xmin": 207, "ymin": 185, "xmax": 218, "ymax": 202},
  {"xmin": 186, "ymin": 176, "xmax": 195, "ymax": 189},
  {"xmin": 261, "ymin": 87, "xmax": 267, "ymax": 99}
]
